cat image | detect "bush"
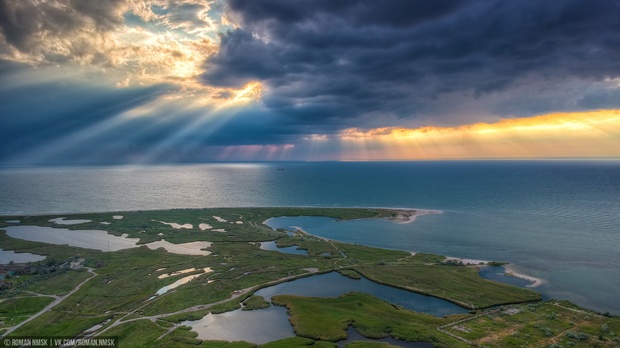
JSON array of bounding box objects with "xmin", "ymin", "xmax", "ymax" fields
[{"xmin": 566, "ymin": 331, "xmax": 589, "ymax": 341}]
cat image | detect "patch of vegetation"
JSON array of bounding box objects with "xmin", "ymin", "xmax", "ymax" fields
[
  {"xmin": 442, "ymin": 301, "xmax": 620, "ymax": 347},
  {"xmin": 261, "ymin": 336, "xmax": 336, "ymax": 348},
  {"xmin": 10, "ymin": 310, "xmax": 110, "ymax": 337},
  {"xmin": 353, "ymin": 263, "xmax": 540, "ymax": 309},
  {"xmin": 337, "ymin": 269, "xmax": 361, "ymax": 280},
  {"xmin": 344, "ymin": 342, "xmax": 401, "ymax": 348},
  {"xmin": 103, "ymin": 319, "xmax": 167, "ymax": 347},
  {"xmin": 0, "ymin": 296, "xmax": 54, "ymax": 328},
  {"xmin": 242, "ymin": 295, "xmax": 270, "ymax": 311},
  {"xmin": 22, "ymin": 269, "xmax": 92, "ymax": 295},
  {"xmin": 272, "ymin": 292, "xmax": 469, "ymax": 347},
  {"xmin": 210, "ymin": 300, "xmax": 241, "ymax": 314}
]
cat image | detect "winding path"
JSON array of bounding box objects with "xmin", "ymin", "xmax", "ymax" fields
[{"xmin": 1, "ymin": 268, "xmax": 97, "ymax": 337}]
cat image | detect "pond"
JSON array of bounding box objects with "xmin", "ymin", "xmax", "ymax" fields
[
  {"xmin": 259, "ymin": 241, "xmax": 308, "ymax": 255},
  {"xmin": 0, "ymin": 249, "xmax": 46, "ymax": 264},
  {"xmin": 3, "ymin": 226, "xmax": 211, "ymax": 255},
  {"xmin": 3, "ymin": 226, "xmax": 139, "ymax": 252}
]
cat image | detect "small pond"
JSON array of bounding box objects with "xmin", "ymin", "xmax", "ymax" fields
[
  {"xmin": 0, "ymin": 249, "xmax": 46, "ymax": 264},
  {"xmin": 259, "ymin": 241, "xmax": 308, "ymax": 255}
]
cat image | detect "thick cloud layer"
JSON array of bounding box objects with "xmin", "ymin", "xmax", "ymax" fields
[
  {"xmin": 203, "ymin": 0, "xmax": 620, "ymax": 123},
  {"xmin": 1, "ymin": 0, "xmax": 619, "ymax": 163}
]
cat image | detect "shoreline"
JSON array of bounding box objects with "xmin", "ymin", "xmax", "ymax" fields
[
  {"xmin": 385, "ymin": 208, "xmax": 442, "ymax": 224},
  {"xmin": 0, "ymin": 205, "xmax": 444, "ymax": 218},
  {"xmin": 263, "ymin": 211, "xmax": 544, "ymax": 290}
]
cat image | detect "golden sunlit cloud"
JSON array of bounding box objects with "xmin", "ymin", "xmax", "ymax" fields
[{"xmin": 339, "ymin": 110, "xmax": 620, "ymax": 160}]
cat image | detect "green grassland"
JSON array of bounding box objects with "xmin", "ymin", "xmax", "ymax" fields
[
  {"xmin": 442, "ymin": 300, "xmax": 620, "ymax": 347},
  {"xmin": 0, "ymin": 297, "xmax": 54, "ymax": 328},
  {"xmin": 352, "ymin": 253, "xmax": 541, "ymax": 309},
  {"xmin": 0, "ymin": 207, "xmax": 617, "ymax": 348},
  {"xmin": 242, "ymin": 295, "xmax": 271, "ymax": 311},
  {"xmin": 272, "ymin": 292, "xmax": 470, "ymax": 347}
]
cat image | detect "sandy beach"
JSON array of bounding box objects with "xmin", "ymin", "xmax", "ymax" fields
[
  {"xmin": 387, "ymin": 208, "xmax": 442, "ymax": 223},
  {"xmin": 444, "ymin": 256, "xmax": 488, "ymax": 265}
]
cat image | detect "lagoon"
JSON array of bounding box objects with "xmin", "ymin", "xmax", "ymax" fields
[
  {"xmin": 184, "ymin": 272, "xmax": 468, "ymax": 344},
  {"xmin": 264, "ymin": 212, "xmax": 620, "ymax": 314}
]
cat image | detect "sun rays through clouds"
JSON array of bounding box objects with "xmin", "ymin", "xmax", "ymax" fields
[{"xmin": 1, "ymin": 0, "xmax": 620, "ymax": 163}]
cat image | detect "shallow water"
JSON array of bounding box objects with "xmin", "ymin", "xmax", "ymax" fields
[
  {"xmin": 0, "ymin": 249, "xmax": 46, "ymax": 264},
  {"xmin": 338, "ymin": 326, "xmax": 433, "ymax": 348},
  {"xmin": 184, "ymin": 272, "xmax": 468, "ymax": 344},
  {"xmin": 156, "ymin": 268, "xmax": 211, "ymax": 295},
  {"xmin": 254, "ymin": 272, "xmax": 468, "ymax": 317},
  {"xmin": 48, "ymin": 217, "xmax": 92, "ymax": 225},
  {"xmin": 2, "ymin": 226, "xmax": 211, "ymax": 255},
  {"xmin": 184, "ymin": 306, "xmax": 293, "ymax": 344},
  {"xmin": 259, "ymin": 241, "xmax": 308, "ymax": 255},
  {"xmin": 265, "ymin": 213, "xmax": 620, "ymax": 314},
  {"xmin": 2, "ymin": 226, "xmax": 139, "ymax": 251},
  {"xmin": 145, "ymin": 240, "xmax": 211, "ymax": 256}
]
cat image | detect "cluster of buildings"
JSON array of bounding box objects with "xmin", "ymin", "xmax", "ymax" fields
[{"xmin": 0, "ymin": 256, "xmax": 87, "ymax": 290}]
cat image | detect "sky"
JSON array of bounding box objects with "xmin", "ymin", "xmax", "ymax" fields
[{"xmin": 0, "ymin": 0, "xmax": 619, "ymax": 164}]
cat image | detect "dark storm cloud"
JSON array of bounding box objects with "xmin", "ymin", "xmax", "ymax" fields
[
  {"xmin": 0, "ymin": 0, "xmax": 126, "ymax": 61},
  {"xmin": 70, "ymin": 0, "xmax": 127, "ymax": 30},
  {"xmin": 203, "ymin": 0, "xmax": 620, "ymax": 123},
  {"xmin": 0, "ymin": 0, "xmax": 82, "ymax": 52}
]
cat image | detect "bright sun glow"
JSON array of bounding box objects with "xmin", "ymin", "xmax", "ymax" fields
[
  {"xmin": 232, "ymin": 81, "xmax": 264, "ymax": 103},
  {"xmin": 338, "ymin": 110, "xmax": 620, "ymax": 160}
]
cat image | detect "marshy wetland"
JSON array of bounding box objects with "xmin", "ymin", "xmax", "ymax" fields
[{"xmin": 1, "ymin": 207, "xmax": 618, "ymax": 347}]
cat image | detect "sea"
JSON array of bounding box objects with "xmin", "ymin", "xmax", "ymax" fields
[{"xmin": 0, "ymin": 161, "xmax": 618, "ymax": 314}]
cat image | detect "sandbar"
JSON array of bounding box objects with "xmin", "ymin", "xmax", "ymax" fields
[
  {"xmin": 387, "ymin": 208, "xmax": 441, "ymax": 224},
  {"xmin": 49, "ymin": 217, "xmax": 92, "ymax": 225},
  {"xmin": 445, "ymin": 256, "xmax": 488, "ymax": 265},
  {"xmin": 504, "ymin": 265, "xmax": 544, "ymax": 288},
  {"xmin": 3, "ymin": 225, "xmax": 140, "ymax": 252},
  {"xmin": 145, "ymin": 240, "xmax": 211, "ymax": 256},
  {"xmin": 156, "ymin": 268, "xmax": 212, "ymax": 295},
  {"xmin": 199, "ymin": 223, "xmax": 212, "ymax": 230},
  {"xmin": 158, "ymin": 267, "xmax": 212, "ymax": 279},
  {"xmin": 153, "ymin": 220, "xmax": 193, "ymax": 229}
]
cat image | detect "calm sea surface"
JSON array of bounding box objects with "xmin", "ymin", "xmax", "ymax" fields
[{"xmin": 0, "ymin": 161, "xmax": 619, "ymax": 314}]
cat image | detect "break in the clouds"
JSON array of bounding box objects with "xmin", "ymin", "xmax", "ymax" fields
[
  {"xmin": 206, "ymin": 0, "xmax": 620, "ymax": 123},
  {"xmin": 0, "ymin": 0, "xmax": 619, "ymax": 163}
]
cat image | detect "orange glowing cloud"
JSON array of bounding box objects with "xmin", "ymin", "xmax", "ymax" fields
[{"xmin": 339, "ymin": 110, "xmax": 620, "ymax": 160}]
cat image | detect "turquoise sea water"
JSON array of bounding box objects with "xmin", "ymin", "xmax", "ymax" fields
[{"xmin": 0, "ymin": 161, "xmax": 619, "ymax": 314}]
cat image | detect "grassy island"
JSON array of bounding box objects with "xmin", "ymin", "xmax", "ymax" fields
[{"xmin": 0, "ymin": 207, "xmax": 617, "ymax": 347}]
